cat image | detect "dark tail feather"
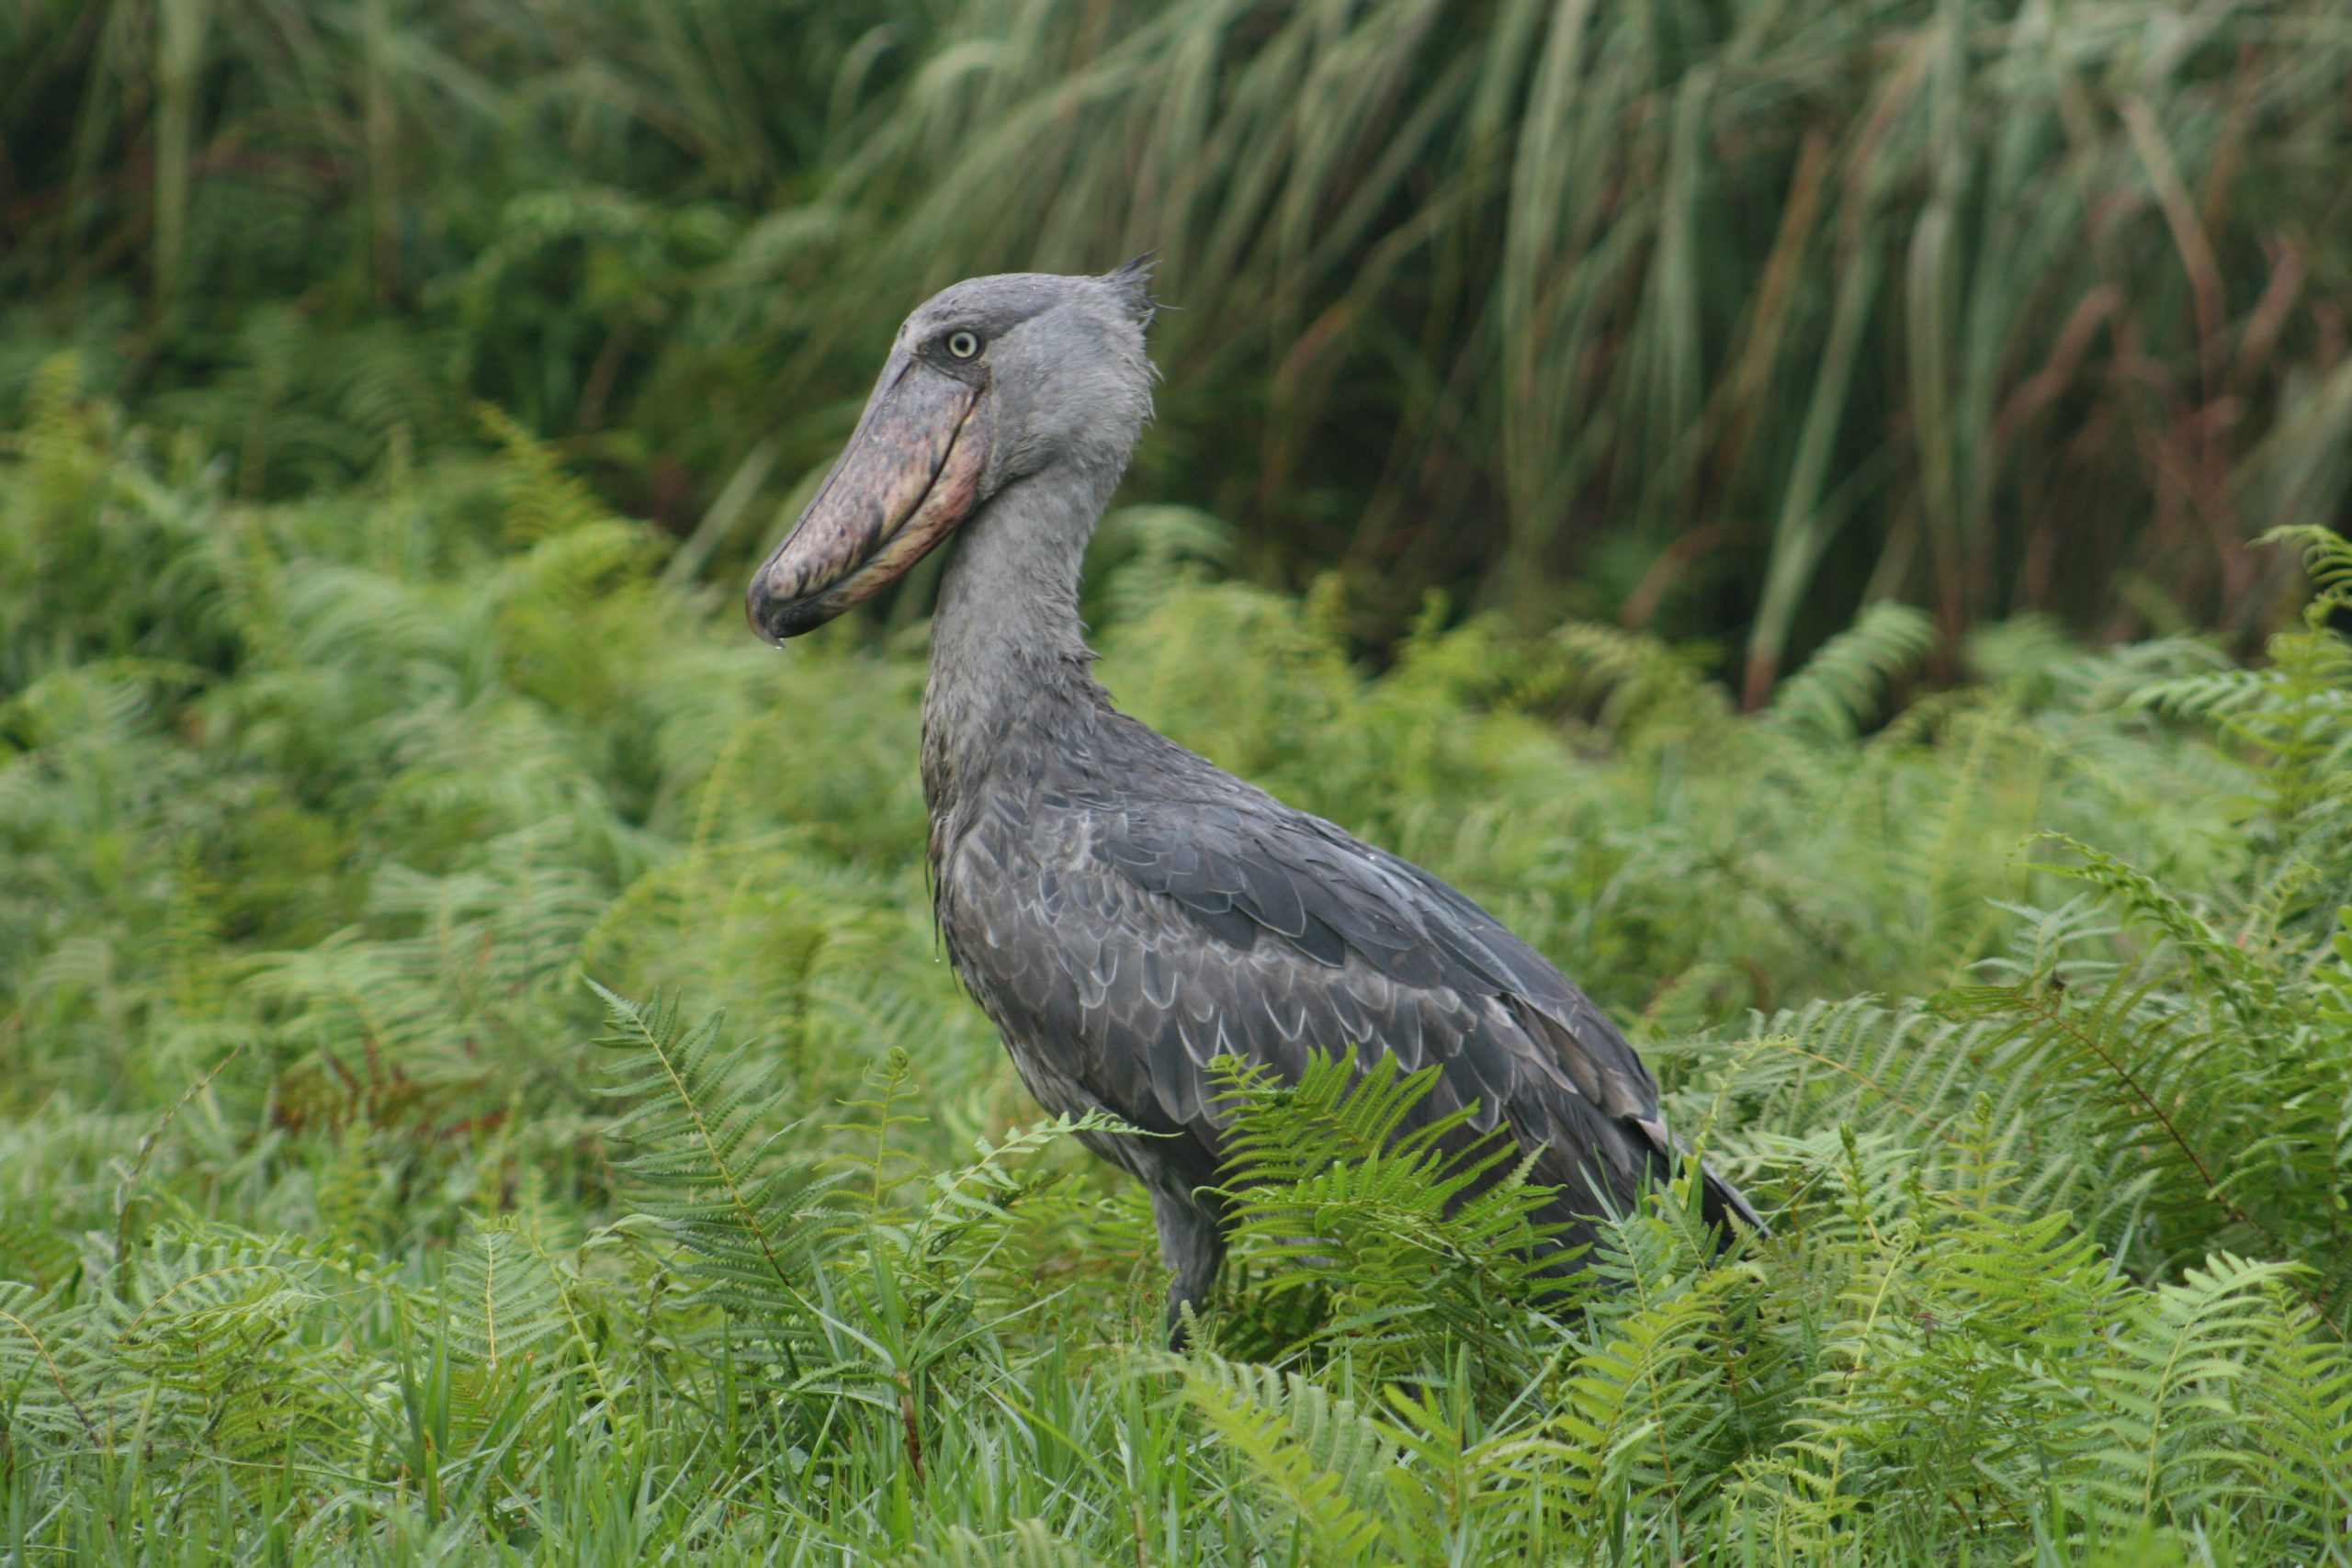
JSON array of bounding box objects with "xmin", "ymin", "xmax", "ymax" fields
[
  {"xmin": 1631, "ymin": 1112, "xmax": 1768, "ymax": 1247},
  {"xmin": 1699, "ymin": 1158, "xmax": 1769, "ymax": 1244}
]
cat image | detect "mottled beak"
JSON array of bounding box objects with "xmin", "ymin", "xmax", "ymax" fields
[{"xmin": 746, "ymin": 348, "xmax": 993, "ymax": 642}]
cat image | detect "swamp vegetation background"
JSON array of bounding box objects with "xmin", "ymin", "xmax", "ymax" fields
[{"xmin": 4, "ymin": 0, "xmax": 2352, "ymax": 1561}]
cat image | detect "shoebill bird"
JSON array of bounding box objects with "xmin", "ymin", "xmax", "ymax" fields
[{"xmin": 746, "ymin": 263, "xmax": 1764, "ymax": 1341}]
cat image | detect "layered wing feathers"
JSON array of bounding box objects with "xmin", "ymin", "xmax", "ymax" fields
[{"xmin": 937, "ymin": 716, "xmax": 1763, "ymax": 1237}]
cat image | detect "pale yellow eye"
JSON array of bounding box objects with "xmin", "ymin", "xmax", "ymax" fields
[{"xmin": 945, "ymin": 330, "xmax": 981, "ymax": 360}]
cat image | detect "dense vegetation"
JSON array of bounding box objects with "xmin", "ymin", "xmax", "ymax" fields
[
  {"xmin": 6, "ymin": 361, "xmax": 2352, "ymax": 1562},
  {"xmin": 6, "ymin": 0, "xmax": 2352, "ymax": 678},
  {"xmin": 8, "ymin": 1, "xmax": 2352, "ymax": 1562}
]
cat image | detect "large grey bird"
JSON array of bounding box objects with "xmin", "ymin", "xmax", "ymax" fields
[{"xmin": 747, "ymin": 262, "xmax": 1763, "ymax": 1337}]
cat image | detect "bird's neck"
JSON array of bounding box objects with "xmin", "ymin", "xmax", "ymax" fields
[{"xmin": 922, "ymin": 462, "xmax": 1114, "ymax": 827}]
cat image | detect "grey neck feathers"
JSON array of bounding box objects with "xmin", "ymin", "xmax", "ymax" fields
[{"xmin": 922, "ymin": 459, "xmax": 1116, "ymax": 821}]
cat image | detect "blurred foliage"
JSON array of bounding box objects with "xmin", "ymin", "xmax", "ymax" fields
[
  {"xmin": 4, "ymin": 353, "xmax": 2350, "ymax": 1562},
  {"xmin": 5, "ymin": 0, "xmax": 2351, "ymax": 690}
]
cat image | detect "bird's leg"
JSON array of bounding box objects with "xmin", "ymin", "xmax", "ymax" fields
[{"xmin": 1149, "ymin": 1185, "xmax": 1226, "ymax": 1349}]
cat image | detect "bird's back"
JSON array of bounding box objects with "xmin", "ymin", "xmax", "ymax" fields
[{"xmin": 928, "ymin": 685, "xmax": 1763, "ymax": 1255}]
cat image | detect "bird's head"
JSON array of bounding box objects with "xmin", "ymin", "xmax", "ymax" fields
[{"xmin": 746, "ymin": 261, "xmax": 1157, "ymax": 643}]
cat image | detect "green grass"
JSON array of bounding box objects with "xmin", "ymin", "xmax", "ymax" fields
[{"xmin": 3, "ymin": 364, "xmax": 2350, "ymax": 1563}]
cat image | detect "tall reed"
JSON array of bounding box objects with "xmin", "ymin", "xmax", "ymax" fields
[{"xmin": 6, "ymin": 0, "xmax": 2349, "ymax": 683}]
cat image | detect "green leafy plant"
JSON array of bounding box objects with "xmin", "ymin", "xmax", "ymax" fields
[
  {"xmin": 1204, "ymin": 1050, "xmax": 1577, "ymax": 1379},
  {"xmin": 6, "ymin": 376, "xmax": 2352, "ymax": 1562}
]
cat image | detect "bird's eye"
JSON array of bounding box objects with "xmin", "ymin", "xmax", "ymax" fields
[{"xmin": 944, "ymin": 330, "xmax": 981, "ymax": 361}]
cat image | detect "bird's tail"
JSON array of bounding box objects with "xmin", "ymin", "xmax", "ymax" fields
[
  {"xmin": 1634, "ymin": 1113, "xmax": 1768, "ymax": 1245},
  {"xmin": 1698, "ymin": 1158, "xmax": 1769, "ymax": 1243}
]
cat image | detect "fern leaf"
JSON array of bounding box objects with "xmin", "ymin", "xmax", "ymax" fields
[
  {"xmin": 1182, "ymin": 1352, "xmax": 1393, "ymax": 1562},
  {"xmin": 442, "ymin": 1216, "xmax": 566, "ymax": 1375},
  {"xmin": 592, "ymin": 982, "xmax": 848, "ymax": 1338},
  {"xmin": 1766, "ymin": 603, "xmax": 1937, "ymax": 741}
]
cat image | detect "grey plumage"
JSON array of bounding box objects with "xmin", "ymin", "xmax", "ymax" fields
[{"xmin": 751, "ymin": 265, "xmax": 1764, "ymax": 1342}]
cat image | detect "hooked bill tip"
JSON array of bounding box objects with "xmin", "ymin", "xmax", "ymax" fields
[{"xmin": 745, "ymin": 370, "xmax": 990, "ymax": 641}]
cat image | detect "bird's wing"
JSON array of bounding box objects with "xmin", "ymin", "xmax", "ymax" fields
[{"xmin": 944, "ymin": 732, "xmax": 1762, "ymax": 1233}]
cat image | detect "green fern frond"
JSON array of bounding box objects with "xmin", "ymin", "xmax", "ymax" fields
[
  {"xmin": 1181, "ymin": 1351, "xmax": 1393, "ymax": 1563},
  {"xmin": 442, "ymin": 1216, "xmax": 567, "ymax": 1376},
  {"xmin": 2025, "ymin": 836, "xmax": 2271, "ymax": 1014},
  {"xmin": 0, "ymin": 1279, "xmax": 103, "ymax": 1448},
  {"xmin": 1766, "ymin": 604, "xmax": 1938, "ymax": 742},
  {"xmin": 477, "ymin": 403, "xmax": 615, "ymax": 546},
  {"xmin": 2086, "ymin": 1253, "xmax": 2302, "ymax": 1521},
  {"xmin": 906, "ymin": 1111, "xmax": 1131, "ymax": 1265},
  {"xmin": 0, "ymin": 1211, "xmax": 80, "ymax": 1292},
  {"xmin": 592, "ymin": 982, "xmax": 848, "ymax": 1340},
  {"xmin": 2241, "ymin": 1296, "xmax": 2352, "ymax": 1535},
  {"xmin": 1532, "ymin": 619, "xmax": 1720, "ymax": 737},
  {"xmin": 829, "ymin": 1047, "xmax": 933, "ymax": 1217},
  {"xmin": 2262, "ymin": 525, "xmax": 2352, "ymax": 607},
  {"xmin": 95, "ymin": 1231, "xmax": 396, "ymax": 1465},
  {"xmin": 1205, "ymin": 1050, "xmax": 1568, "ymax": 1371}
]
